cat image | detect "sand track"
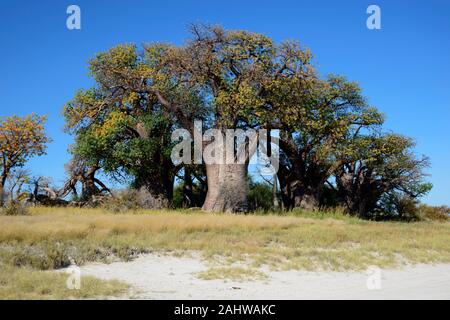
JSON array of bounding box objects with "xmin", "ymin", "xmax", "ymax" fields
[{"xmin": 70, "ymin": 253, "xmax": 450, "ymax": 299}]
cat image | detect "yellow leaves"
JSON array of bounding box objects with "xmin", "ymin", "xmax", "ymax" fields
[
  {"xmin": 92, "ymin": 111, "xmax": 131, "ymax": 139},
  {"xmin": 91, "ymin": 44, "xmax": 138, "ymax": 71},
  {"xmin": 0, "ymin": 114, "xmax": 50, "ymax": 170},
  {"xmin": 122, "ymin": 91, "xmax": 139, "ymax": 106}
]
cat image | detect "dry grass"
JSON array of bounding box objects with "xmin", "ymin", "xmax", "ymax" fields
[
  {"xmin": 0, "ymin": 266, "xmax": 128, "ymax": 300},
  {"xmin": 197, "ymin": 267, "xmax": 267, "ymax": 281},
  {"xmin": 1, "ymin": 206, "xmax": 450, "ymax": 290}
]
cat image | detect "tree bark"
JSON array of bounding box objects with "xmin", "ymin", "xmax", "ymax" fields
[
  {"xmin": 272, "ymin": 174, "xmax": 280, "ymax": 209},
  {"xmin": 336, "ymin": 169, "xmax": 382, "ymax": 217},
  {"xmin": 135, "ymin": 171, "xmax": 173, "ymax": 209},
  {"xmin": 0, "ymin": 173, "xmax": 7, "ymax": 206},
  {"xmin": 202, "ymin": 163, "xmax": 248, "ymax": 213},
  {"xmin": 293, "ymin": 185, "xmax": 322, "ymax": 211},
  {"xmin": 277, "ymin": 168, "xmax": 324, "ymax": 211},
  {"xmin": 0, "ymin": 182, "xmax": 4, "ymax": 207},
  {"xmin": 182, "ymin": 167, "xmax": 193, "ymax": 208}
]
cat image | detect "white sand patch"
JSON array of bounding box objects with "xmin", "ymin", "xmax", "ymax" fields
[{"xmin": 67, "ymin": 253, "xmax": 450, "ymax": 299}]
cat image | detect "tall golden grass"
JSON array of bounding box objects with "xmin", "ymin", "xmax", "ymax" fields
[{"xmin": 1, "ymin": 206, "xmax": 449, "ymax": 272}]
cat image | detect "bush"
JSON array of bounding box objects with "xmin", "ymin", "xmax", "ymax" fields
[
  {"xmin": 248, "ymin": 181, "xmax": 274, "ymax": 211},
  {"xmin": 102, "ymin": 187, "xmax": 170, "ymax": 212},
  {"xmin": 375, "ymin": 193, "xmax": 421, "ymax": 221},
  {"xmin": 172, "ymin": 182, "xmax": 206, "ymax": 209},
  {"xmin": 418, "ymin": 205, "xmax": 449, "ymax": 222},
  {"xmin": 102, "ymin": 189, "xmax": 140, "ymax": 213},
  {"xmin": 395, "ymin": 196, "xmax": 421, "ymax": 221},
  {"xmin": 0, "ymin": 201, "xmax": 29, "ymax": 216}
]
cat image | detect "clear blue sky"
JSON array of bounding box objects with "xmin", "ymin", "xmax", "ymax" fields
[{"xmin": 1, "ymin": 0, "xmax": 449, "ymax": 205}]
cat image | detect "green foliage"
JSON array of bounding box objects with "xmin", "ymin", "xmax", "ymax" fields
[
  {"xmin": 335, "ymin": 133, "xmax": 431, "ymax": 217},
  {"xmin": 172, "ymin": 181, "xmax": 206, "ymax": 209},
  {"xmin": 248, "ymin": 181, "xmax": 273, "ymax": 211},
  {"xmin": 172, "ymin": 184, "xmax": 184, "ymax": 208},
  {"xmin": 61, "ymin": 25, "xmax": 435, "ymax": 216},
  {"xmin": 376, "ymin": 193, "xmax": 421, "ymax": 221},
  {"xmin": 0, "ymin": 114, "xmax": 50, "ymax": 205}
]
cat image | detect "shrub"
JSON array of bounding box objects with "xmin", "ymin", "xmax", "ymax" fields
[
  {"xmin": 395, "ymin": 196, "xmax": 421, "ymax": 221},
  {"xmin": 102, "ymin": 187, "xmax": 170, "ymax": 212},
  {"xmin": 172, "ymin": 182, "xmax": 206, "ymax": 209},
  {"xmin": 248, "ymin": 181, "xmax": 274, "ymax": 211},
  {"xmin": 375, "ymin": 193, "xmax": 421, "ymax": 221},
  {"xmin": 418, "ymin": 205, "xmax": 449, "ymax": 221},
  {"xmin": 0, "ymin": 201, "xmax": 29, "ymax": 216},
  {"xmin": 102, "ymin": 189, "xmax": 140, "ymax": 213}
]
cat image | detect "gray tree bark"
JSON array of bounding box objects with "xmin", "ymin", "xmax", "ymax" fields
[{"xmin": 202, "ymin": 163, "xmax": 248, "ymax": 213}]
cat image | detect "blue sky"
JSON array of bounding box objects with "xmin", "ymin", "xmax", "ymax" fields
[{"xmin": 0, "ymin": 0, "xmax": 449, "ymax": 205}]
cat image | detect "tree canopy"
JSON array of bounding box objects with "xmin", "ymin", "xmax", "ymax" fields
[
  {"xmin": 60, "ymin": 25, "xmax": 431, "ymax": 217},
  {"xmin": 0, "ymin": 114, "xmax": 49, "ymax": 205}
]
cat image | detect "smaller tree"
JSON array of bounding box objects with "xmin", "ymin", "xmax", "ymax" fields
[
  {"xmin": 60, "ymin": 155, "xmax": 110, "ymax": 202},
  {"xmin": 5, "ymin": 168, "xmax": 30, "ymax": 201},
  {"xmin": 334, "ymin": 133, "xmax": 431, "ymax": 217},
  {"xmin": 0, "ymin": 114, "xmax": 50, "ymax": 206}
]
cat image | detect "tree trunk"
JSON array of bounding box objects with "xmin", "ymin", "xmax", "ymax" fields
[
  {"xmin": 277, "ymin": 165, "xmax": 293, "ymax": 210},
  {"xmin": 293, "ymin": 190, "xmax": 320, "ymax": 211},
  {"xmin": 136, "ymin": 185, "xmax": 171, "ymax": 209},
  {"xmin": 81, "ymin": 180, "xmax": 100, "ymax": 201},
  {"xmin": 202, "ymin": 163, "xmax": 248, "ymax": 213},
  {"xmin": 182, "ymin": 167, "xmax": 193, "ymax": 208},
  {"xmin": 0, "ymin": 172, "xmax": 7, "ymax": 206},
  {"xmin": 134, "ymin": 171, "xmax": 173, "ymax": 209},
  {"xmin": 277, "ymin": 168, "xmax": 324, "ymax": 211},
  {"xmin": 336, "ymin": 169, "xmax": 382, "ymax": 218},
  {"xmin": 0, "ymin": 182, "xmax": 4, "ymax": 207},
  {"xmin": 273, "ymin": 174, "xmax": 280, "ymax": 209},
  {"xmin": 292, "ymin": 182, "xmax": 323, "ymax": 211}
]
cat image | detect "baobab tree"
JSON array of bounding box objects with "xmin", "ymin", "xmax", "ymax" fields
[
  {"xmin": 334, "ymin": 133, "xmax": 431, "ymax": 217},
  {"xmin": 63, "ymin": 44, "xmax": 205, "ymax": 207},
  {"xmin": 63, "ymin": 25, "xmax": 432, "ymax": 215},
  {"xmin": 165, "ymin": 25, "xmax": 317, "ymax": 212},
  {"xmin": 267, "ymin": 75, "xmax": 384, "ymax": 210}
]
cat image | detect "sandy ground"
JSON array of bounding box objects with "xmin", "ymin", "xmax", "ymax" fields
[{"xmin": 69, "ymin": 253, "xmax": 450, "ymax": 300}]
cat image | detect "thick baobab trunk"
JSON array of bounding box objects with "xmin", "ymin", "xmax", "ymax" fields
[
  {"xmin": 135, "ymin": 173, "xmax": 173, "ymax": 209},
  {"xmin": 80, "ymin": 167, "xmax": 101, "ymax": 201},
  {"xmin": 342, "ymin": 194, "xmax": 378, "ymax": 218},
  {"xmin": 336, "ymin": 170, "xmax": 382, "ymax": 218},
  {"xmin": 202, "ymin": 163, "xmax": 248, "ymax": 213},
  {"xmin": 277, "ymin": 167, "xmax": 324, "ymax": 211},
  {"xmin": 293, "ymin": 186, "xmax": 322, "ymax": 211},
  {"xmin": 136, "ymin": 185, "xmax": 171, "ymax": 209},
  {"xmin": 290, "ymin": 180, "xmax": 324, "ymax": 211}
]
